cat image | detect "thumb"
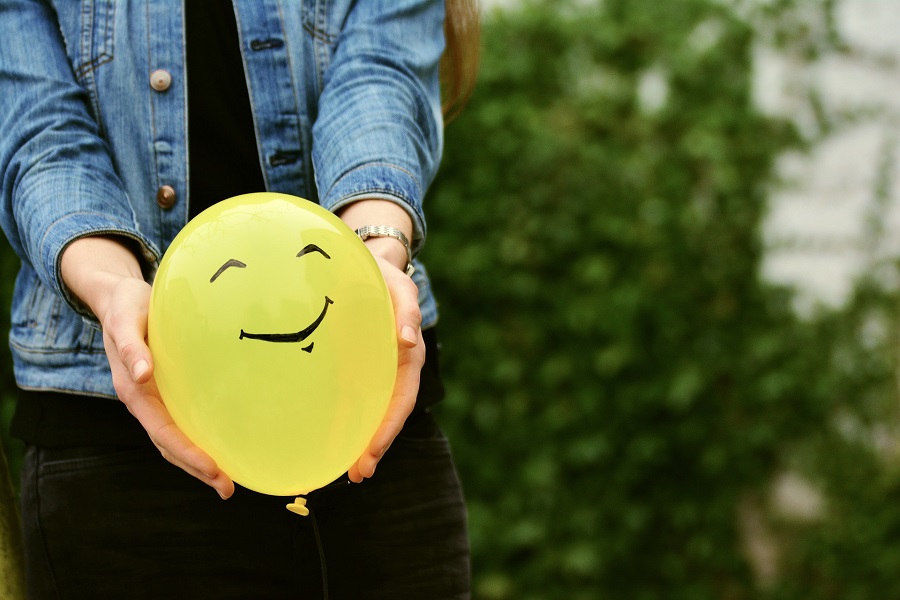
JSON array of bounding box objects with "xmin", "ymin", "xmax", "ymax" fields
[
  {"xmin": 116, "ymin": 332, "xmax": 153, "ymax": 383},
  {"xmin": 380, "ymin": 261, "xmax": 421, "ymax": 348},
  {"xmin": 103, "ymin": 280, "xmax": 154, "ymax": 383}
]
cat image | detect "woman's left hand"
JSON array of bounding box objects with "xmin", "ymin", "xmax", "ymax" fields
[
  {"xmin": 347, "ymin": 253, "xmax": 425, "ymax": 482},
  {"xmin": 338, "ymin": 199, "xmax": 425, "ymax": 483}
]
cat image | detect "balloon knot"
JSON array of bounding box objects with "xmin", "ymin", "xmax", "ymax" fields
[{"xmin": 286, "ymin": 496, "xmax": 309, "ymax": 517}]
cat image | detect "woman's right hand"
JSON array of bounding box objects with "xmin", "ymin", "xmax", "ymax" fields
[{"xmin": 60, "ymin": 236, "xmax": 234, "ymax": 500}]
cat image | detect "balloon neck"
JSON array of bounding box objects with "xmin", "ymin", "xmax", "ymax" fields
[{"xmin": 286, "ymin": 496, "xmax": 309, "ymax": 517}]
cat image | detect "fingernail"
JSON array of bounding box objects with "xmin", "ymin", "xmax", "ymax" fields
[
  {"xmin": 217, "ymin": 490, "xmax": 227, "ymax": 500},
  {"xmin": 132, "ymin": 359, "xmax": 149, "ymax": 380},
  {"xmin": 401, "ymin": 326, "xmax": 417, "ymax": 344},
  {"xmin": 377, "ymin": 445, "xmax": 388, "ymax": 458}
]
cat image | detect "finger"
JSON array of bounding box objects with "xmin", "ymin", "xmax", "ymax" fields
[
  {"xmin": 152, "ymin": 422, "xmax": 236, "ymax": 500},
  {"xmin": 105, "ymin": 331, "xmax": 235, "ymax": 499},
  {"xmin": 380, "ymin": 258, "xmax": 422, "ymax": 347},
  {"xmin": 353, "ymin": 327, "xmax": 426, "ymax": 480},
  {"xmin": 348, "ymin": 462, "xmax": 364, "ymax": 484},
  {"xmin": 124, "ymin": 387, "xmax": 235, "ymax": 499},
  {"xmin": 99, "ymin": 279, "xmax": 234, "ymax": 498}
]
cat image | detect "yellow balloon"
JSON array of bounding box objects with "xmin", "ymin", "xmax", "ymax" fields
[{"xmin": 148, "ymin": 193, "xmax": 396, "ymax": 496}]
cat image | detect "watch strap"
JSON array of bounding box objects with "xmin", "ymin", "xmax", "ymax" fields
[{"xmin": 354, "ymin": 225, "xmax": 415, "ymax": 277}]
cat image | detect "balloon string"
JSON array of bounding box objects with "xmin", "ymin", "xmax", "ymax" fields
[{"xmin": 286, "ymin": 496, "xmax": 309, "ymax": 516}]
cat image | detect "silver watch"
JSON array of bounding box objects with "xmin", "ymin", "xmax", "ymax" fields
[{"xmin": 354, "ymin": 225, "xmax": 415, "ymax": 277}]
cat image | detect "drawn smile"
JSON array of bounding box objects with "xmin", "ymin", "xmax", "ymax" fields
[{"xmin": 239, "ymin": 296, "xmax": 334, "ymax": 344}]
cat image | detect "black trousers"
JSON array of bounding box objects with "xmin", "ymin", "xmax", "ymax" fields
[{"xmin": 19, "ymin": 410, "xmax": 470, "ymax": 599}]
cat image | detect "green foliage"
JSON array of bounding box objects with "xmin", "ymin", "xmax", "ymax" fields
[
  {"xmin": 424, "ymin": 0, "xmax": 900, "ymax": 598},
  {"xmin": 0, "ymin": 235, "xmax": 21, "ymax": 494}
]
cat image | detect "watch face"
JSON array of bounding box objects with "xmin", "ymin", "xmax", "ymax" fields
[{"xmin": 149, "ymin": 193, "xmax": 396, "ymax": 496}]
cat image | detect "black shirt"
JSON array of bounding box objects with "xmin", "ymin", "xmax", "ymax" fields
[{"xmin": 185, "ymin": 0, "xmax": 265, "ymax": 218}]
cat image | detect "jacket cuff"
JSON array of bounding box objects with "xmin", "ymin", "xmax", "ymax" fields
[
  {"xmin": 41, "ymin": 213, "xmax": 159, "ymax": 321},
  {"xmin": 320, "ymin": 163, "xmax": 427, "ymax": 255}
]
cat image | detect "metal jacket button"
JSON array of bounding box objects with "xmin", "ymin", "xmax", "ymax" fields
[
  {"xmin": 156, "ymin": 185, "xmax": 176, "ymax": 208},
  {"xmin": 150, "ymin": 69, "xmax": 172, "ymax": 92}
]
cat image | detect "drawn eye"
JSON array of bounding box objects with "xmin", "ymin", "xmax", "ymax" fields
[
  {"xmin": 296, "ymin": 244, "xmax": 331, "ymax": 259},
  {"xmin": 210, "ymin": 259, "xmax": 247, "ymax": 283}
]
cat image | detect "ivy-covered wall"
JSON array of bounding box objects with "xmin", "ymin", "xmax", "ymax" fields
[
  {"xmin": 425, "ymin": 0, "xmax": 900, "ymax": 598},
  {"xmin": 3, "ymin": 1, "xmax": 900, "ymax": 598}
]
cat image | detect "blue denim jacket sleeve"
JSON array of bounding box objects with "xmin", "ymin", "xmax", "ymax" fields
[
  {"xmin": 0, "ymin": 0, "xmax": 156, "ymax": 318},
  {"xmin": 311, "ymin": 0, "xmax": 445, "ymax": 256}
]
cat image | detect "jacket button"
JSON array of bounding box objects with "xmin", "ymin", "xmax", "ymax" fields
[
  {"xmin": 156, "ymin": 185, "xmax": 176, "ymax": 208},
  {"xmin": 150, "ymin": 69, "xmax": 172, "ymax": 92}
]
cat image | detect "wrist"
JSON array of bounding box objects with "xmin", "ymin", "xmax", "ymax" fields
[
  {"xmin": 355, "ymin": 226, "xmax": 414, "ymax": 276},
  {"xmin": 60, "ymin": 236, "xmax": 145, "ymax": 321},
  {"xmin": 337, "ymin": 199, "xmax": 415, "ymax": 275},
  {"xmin": 85, "ymin": 272, "xmax": 148, "ymax": 324},
  {"xmin": 362, "ymin": 236, "xmax": 409, "ymax": 269}
]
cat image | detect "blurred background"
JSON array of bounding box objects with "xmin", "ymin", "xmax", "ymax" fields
[{"xmin": 5, "ymin": 0, "xmax": 900, "ymax": 597}]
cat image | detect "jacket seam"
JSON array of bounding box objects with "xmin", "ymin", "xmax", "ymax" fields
[
  {"xmin": 146, "ymin": 1, "xmax": 160, "ymax": 194},
  {"xmin": 314, "ymin": 0, "xmax": 332, "ymax": 94},
  {"xmin": 10, "ymin": 339, "xmax": 106, "ymax": 355},
  {"xmin": 16, "ymin": 384, "xmax": 116, "ymax": 400},
  {"xmin": 275, "ymin": 0, "xmax": 308, "ymax": 188},
  {"xmin": 302, "ymin": 22, "xmax": 337, "ymax": 45},
  {"xmin": 73, "ymin": 54, "xmax": 113, "ymax": 79},
  {"xmin": 327, "ymin": 161, "xmax": 422, "ymax": 200}
]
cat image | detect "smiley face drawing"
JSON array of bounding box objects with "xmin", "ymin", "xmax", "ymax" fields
[
  {"xmin": 148, "ymin": 193, "xmax": 396, "ymax": 496},
  {"xmin": 209, "ymin": 244, "xmax": 334, "ymax": 352}
]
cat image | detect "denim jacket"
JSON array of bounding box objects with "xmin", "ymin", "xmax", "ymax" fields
[{"xmin": 0, "ymin": 0, "xmax": 444, "ymax": 397}]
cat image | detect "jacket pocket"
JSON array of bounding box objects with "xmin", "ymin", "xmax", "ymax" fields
[
  {"xmin": 301, "ymin": 0, "xmax": 343, "ymax": 93},
  {"xmin": 52, "ymin": 0, "xmax": 117, "ymax": 120}
]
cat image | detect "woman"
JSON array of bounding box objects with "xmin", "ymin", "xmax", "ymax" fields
[{"xmin": 0, "ymin": 1, "xmax": 478, "ymax": 597}]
